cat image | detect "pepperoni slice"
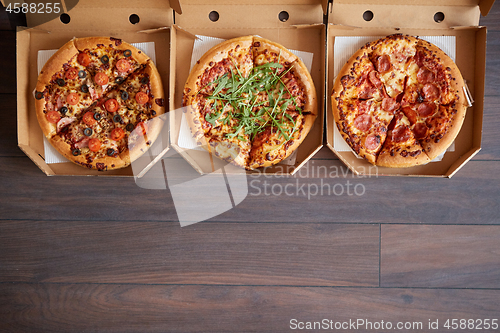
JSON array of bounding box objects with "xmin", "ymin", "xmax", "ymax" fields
[
  {"xmin": 382, "ymin": 97, "xmax": 400, "ymax": 113},
  {"xmin": 392, "ymin": 125, "xmax": 411, "ymax": 143},
  {"xmin": 422, "ymin": 83, "xmax": 439, "ymax": 101},
  {"xmin": 110, "ymin": 128, "xmax": 125, "ymax": 141},
  {"xmin": 413, "ymin": 122, "xmax": 428, "ymax": 139},
  {"xmin": 66, "ymin": 92, "xmax": 79, "ymax": 105},
  {"xmin": 376, "ymin": 54, "xmax": 391, "ymax": 73},
  {"xmin": 365, "ymin": 134, "xmax": 381, "ymax": 151},
  {"xmin": 88, "ymin": 138, "xmax": 101, "ymax": 152},
  {"xmin": 417, "ymin": 102, "xmax": 436, "ymax": 117},
  {"xmin": 135, "ymin": 91, "xmax": 149, "ymax": 105},
  {"xmin": 116, "ymin": 59, "xmax": 131, "ymax": 73},
  {"xmin": 368, "ymin": 70, "xmax": 383, "ymax": 90},
  {"xmin": 358, "ymin": 83, "xmax": 375, "ymax": 100},
  {"xmin": 65, "ymin": 67, "xmax": 78, "ymax": 80},
  {"xmin": 357, "ymin": 100, "xmax": 371, "ymax": 114},
  {"xmin": 104, "ymin": 98, "xmax": 119, "ymax": 112},
  {"xmin": 354, "ymin": 114, "xmax": 371, "ymax": 131},
  {"xmin": 46, "ymin": 111, "xmax": 61, "ymax": 124},
  {"xmin": 136, "ymin": 122, "xmax": 148, "ymax": 136},
  {"xmin": 77, "ymin": 52, "xmax": 91, "ymax": 67},
  {"xmin": 83, "ymin": 111, "xmax": 97, "ymax": 126},
  {"xmin": 417, "ymin": 67, "xmax": 435, "ymax": 84},
  {"xmin": 94, "ymin": 72, "xmax": 109, "ymax": 86},
  {"xmin": 401, "ymin": 106, "xmax": 418, "ymax": 125}
]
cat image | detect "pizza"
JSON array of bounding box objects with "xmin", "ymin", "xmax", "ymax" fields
[
  {"xmin": 34, "ymin": 37, "xmax": 165, "ymax": 171},
  {"xmin": 182, "ymin": 36, "xmax": 317, "ymax": 170},
  {"xmin": 332, "ymin": 34, "xmax": 467, "ymax": 168}
]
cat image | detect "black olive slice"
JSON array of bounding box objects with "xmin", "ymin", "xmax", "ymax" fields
[
  {"xmin": 123, "ymin": 49, "xmax": 132, "ymax": 57},
  {"xmin": 35, "ymin": 91, "xmax": 44, "ymax": 100},
  {"xmin": 107, "ymin": 148, "xmax": 116, "ymax": 156},
  {"xmin": 140, "ymin": 76, "xmax": 149, "ymax": 85},
  {"xmin": 126, "ymin": 123, "xmax": 135, "ymax": 132},
  {"xmin": 72, "ymin": 149, "xmax": 81, "ymax": 156},
  {"xmin": 93, "ymin": 112, "xmax": 101, "ymax": 121},
  {"xmin": 60, "ymin": 106, "xmax": 68, "ymax": 115},
  {"xmin": 78, "ymin": 70, "xmax": 87, "ymax": 78},
  {"xmin": 80, "ymin": 84, "xmax": 89, "ymax": 93},
  {"xmin": 101, "ymin": 55, "xmax": 109, "ymax": 64},
  {"xmin": 56, "ymin": 78, "xmax": 65, "ymax": 87},
  {"xmin": 113, "ymin": 114, "xmax": 122, "ymax": 123},
  {"xmin": 121, "ymin": 90, "xmax": 129, "ymax": 100},
  {"xmin": 83, "ymin": 128, "xmax": 93, "ymax": 136},
  {"xmin": 115, "ymin": 77, "xmax": 124, "ymax": 84}
]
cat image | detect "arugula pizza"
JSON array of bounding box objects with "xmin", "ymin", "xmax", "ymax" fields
[{"xmin": 183, "ymin": 36, "xmax": 317, "ymax": 170}]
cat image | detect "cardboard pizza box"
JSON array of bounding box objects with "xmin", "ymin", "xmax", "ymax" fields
[
  {"xmin": 11, "ymin": 0, "xmax": 179, "ymax": 176},
  {"xmin": 170, "ymin": 0, "xmax": 327, "ymax": 175},
  {"xmin": 325, "ymin": 0, "xmax": 495, "ymax": 177}
]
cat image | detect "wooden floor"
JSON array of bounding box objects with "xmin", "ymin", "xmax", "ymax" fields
[{"xmin": 1, "ymin": 3, "xmax": 500, "ymax": 332}]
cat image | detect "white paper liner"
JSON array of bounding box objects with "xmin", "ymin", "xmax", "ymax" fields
[
  {"xmin": 178, "ymin": 35, "xmax": 314, "ymax": 166},
  {"xmin": 38, "ymin": 42, "xmax": 157, "ymax": 164},
  {"xmin": 332, "ymin": 35, "xmax": 456, "ymax": 162}
]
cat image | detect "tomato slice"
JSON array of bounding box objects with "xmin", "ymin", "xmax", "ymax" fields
[
  {"xmin": 83, "ymin": 111, "xmax": 97, "ymax": 126},
  {"xmin": 136, "ymin": 122, "xmax": 148, "ymax": 136},
  {"xmin": 110, "ymin": 128, "xmax": 125, "ymax": 141},
  {"xmin": 77, "ymin": 52, "xmax": 91, "ymax": 67},
  {"xmin": 116, "ymin": 59, "xmax": 131, "ymax": 73},
  {"xmin": 94, "ymin": 72, "xmax": 109, "ymax": 86},
  {"xmin": 65, "ymin": 67, "xmax": 78, "ymax": 80},
  {"xmin": 135, "ymin": 91, "xmax": 149, "ymax": 105},
  {"xmin": 46, "ymin": 111, "xmax": 61, "ymax": 124},
  {"xmin": 104, "ymin": 98, "xmax": 119, "ymax": 112},
  {"xmin": 66, "ymin": 92, "xmax": 79, "ymax": 105},
  {"xmin": 88, "ymin": 138, "xmax": 101, "ymax": 152}
]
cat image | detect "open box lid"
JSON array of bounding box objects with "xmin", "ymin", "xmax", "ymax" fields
[
  {"xmin": 328, "ymin": 0, "xmax": 495, "ymax": 28},
  {"xmin": 5, "ymin": 0, "xmax": 180, "ymax": 30},
  {"xmin": 175, "ymin": 0, "xmax": 327, "ymax": 28}
]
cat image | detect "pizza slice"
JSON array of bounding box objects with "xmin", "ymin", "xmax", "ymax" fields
[
  {"xmin": 334, "ymin": 98, "xmax": 395, "ymax": 164},
  {"xmin": 377, "ymin": 111, "xmax": 430, "ymax": 167},
  {"xmin": 334, "ymin": 52, "xmax": 385, "ymax": 102},
  {"xmin": 248, "ymin": 111, "xmax": 315, "ymax": 169},
  {"xmin": 369, "ymin": 34, "xmax": 418, "ymax": 98}
]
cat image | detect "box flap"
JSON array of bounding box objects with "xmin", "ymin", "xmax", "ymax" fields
[
  {"xmin": 328, "ymin": 0, "xmax": 493, "ymax": 28},
  {"xmin": 21, "ymin": 0, "xmax": 174, "ymax": 31},
  {"xmin": 176, "ymin": 0, "xmax": 325, "ymax": 28}
]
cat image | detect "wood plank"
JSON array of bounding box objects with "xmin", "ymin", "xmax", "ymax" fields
[
  {"xmin": 484, "ymin": 31, "xmax": 500, "ymax": 97},
  {"xmin": 381, "ymin": 225, "xmax": 500, "ymax": 288},
  {"xmin": 0, "ymin": 6, "xmax": 26, "ymax": 31},
  {"xmin": 478, "ymin": 96, "xmax": 500, "ymax": 160},
  {"xmin": 480, "ymin": 1, "xmax": 500, "ymax": 30},
  {"xmin": 1, "ymin": 157, "xmax": 500, "ymax": 224},
  {"xmin": 0, "ymin": 94, "xmax": 24, "ymax": 157},
  {"xmin": 0, "ymin": 221, "xmax": 379, "ymax": 286},
  {"xmin": 0, "ymin": 31, "xmax": 16, "ymax": 94},
  {"xmin": 2, "ymin": 284, "xmax": 500, "ymax": 332}
]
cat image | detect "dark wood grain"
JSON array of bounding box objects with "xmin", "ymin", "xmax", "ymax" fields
[
  {"xmin": 0, "ymin": 5, "xmax": 26, "ymax": 31},
  {"xmin": 2, "ymin": 283, "xmax": 500, "ymax": 332},
  {"xmin": 0, "ymin": 221, "xmax": 379, "ymax": 286},
  {"xmin": 0, "ymin": 94, "xmax": 23, "ymax": 157},
  {"xmin": 381, "ymin": 225, "xmax": 500, "ymax": 288},
  {"xmin": 484, "ymin": 31, "xmax": 500, "ymax": 97},
  {"xmin": 0, "ymin": 31, "xmax": 15, "ymax": 94},
  {"xmin": 2, "ymin": 157, "xmax": 500, "ymax": 224}
]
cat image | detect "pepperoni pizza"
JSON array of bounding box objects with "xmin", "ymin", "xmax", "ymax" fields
[
  {"xmin": 332, "ymin": 34, "xmax": 467, "ymax": 168},
  {"xmin": 35, "ymin": 37, "xmax": 165, "ymax": 171},
  {"xmin": 183, "ymin": 36, "xmax": 317, "ymax": 170}
]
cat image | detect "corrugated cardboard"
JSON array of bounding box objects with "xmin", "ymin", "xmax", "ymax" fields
[
  {"xmin": 13, "ymin": 0, "xmax": 177, "ymax": 176},
  {"xmin": 325, "ymin": 0, "xmax": 492, "ymax": 177},
  {"xmin": 171, "ymin": 0, "xmax": 326, "ymax": 175}
]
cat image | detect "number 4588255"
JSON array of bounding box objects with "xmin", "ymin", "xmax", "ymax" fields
[
  {"xmin": 5, "ymin": 2, "xmax": 61, "ymax": 14},
  {"xmin": 444, "ymin": 319, "xmax": 498, "ymax": 330}
]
